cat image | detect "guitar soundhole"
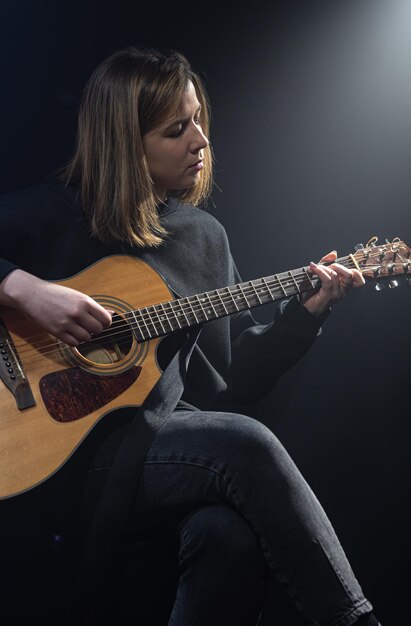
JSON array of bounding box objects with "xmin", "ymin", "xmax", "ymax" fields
[{"xmin": 76, "ymin": 313, "xmax": 134, "ymax": 365}]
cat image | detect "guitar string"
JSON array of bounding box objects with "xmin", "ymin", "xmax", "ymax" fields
[
  {"xmin": 11, "ymin": 252, "xmax": 367, "ymax": 352},
  {"xmin": 11, "ymin": 264, "xmax": 316, "ymax": 343},
  {"xmin": 5, "ymin": 258, "xmax": 402, "ymax": 371},
  {"xmin": 6, "ymin": 253, "xmax": 401, "ymax": 365},
  {"xmin": 8, "ymin": 255, "xmax": 391, "ymax": 365},
  {"xmin": 3, "ymin": 249, "xmax": 409, "ymax": 372},
  {"xmin": 8, "ymin": 259, "xmax": 358, "ymax": 361},
  {"xmin": 9, "ymin": 268, "xmax": 322, "ymax": 353},
  {"xmin": 5, "ymin": 244, "xmax": 408, "ymax": 352},
  {"xmin": 9, "ymin": 255, "xmax": 358, "ymax": 351},
  {"xmin": 11, "ymin": 276, "xmax": 384, "ymax": 368},
  {"xmin": 9, "ymin": 254, "xmax": 390, "ymax": 365},
  {"xmin": 4, "ymin": 275, "xmax": 323, "ymax": 365}
]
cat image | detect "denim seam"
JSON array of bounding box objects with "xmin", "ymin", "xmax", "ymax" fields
[{"xmin": 314, "ymin": 538, "xmax": 363, "ymax": 605}]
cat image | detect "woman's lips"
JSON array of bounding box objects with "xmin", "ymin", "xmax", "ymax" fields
[{"xmin": 187, "ymin": 160, "xmax": 203, "ymax": 171}]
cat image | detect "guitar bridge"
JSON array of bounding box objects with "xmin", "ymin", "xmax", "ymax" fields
[{"xmin": 0, "ymin": 320, "xmax": 35, "ymax": 410}]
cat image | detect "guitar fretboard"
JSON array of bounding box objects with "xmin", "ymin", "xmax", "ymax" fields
[{"xmin": 128, "ymin": 255, "xmax": 356, "ymax": 342}]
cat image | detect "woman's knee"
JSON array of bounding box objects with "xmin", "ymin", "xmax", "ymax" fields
[{"xmin": 206, "ymin": 412, "xmax": 293, "ymax": 479}]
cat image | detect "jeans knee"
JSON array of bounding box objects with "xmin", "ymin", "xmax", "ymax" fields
[{"xmin": 218, "ymin": 413, "xmax": 301, "ymax": 488}]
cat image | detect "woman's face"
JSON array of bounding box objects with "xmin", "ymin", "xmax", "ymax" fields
[{"xmin": 142, "ymin": 80, "xmax": 209, "ymax": 202}]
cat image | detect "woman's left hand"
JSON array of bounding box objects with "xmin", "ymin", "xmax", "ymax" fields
[{"xmin": 301, "ymin": 251, "xmax": 365, "ymax": 316}]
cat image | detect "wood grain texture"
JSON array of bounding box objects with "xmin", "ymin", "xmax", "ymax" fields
[{"xmin": 0, "ymin": 256, "xmax": 173, "ymax": 499}]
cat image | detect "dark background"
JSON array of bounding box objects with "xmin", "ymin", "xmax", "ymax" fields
[{"xmin": 1, "ymin": 0, "xmax": 410, "ymax": 623}]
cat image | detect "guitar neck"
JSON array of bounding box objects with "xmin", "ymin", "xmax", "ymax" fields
[{"xmin": 130, "ymin": 254, "xmax": 357, "ymax": 342}]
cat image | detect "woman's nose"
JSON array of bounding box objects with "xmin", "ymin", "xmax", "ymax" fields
[{"xmin": 190, "ymin": 124, "xmax": 209, "ymax": 153}]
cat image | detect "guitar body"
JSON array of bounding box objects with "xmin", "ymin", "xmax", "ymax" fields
[{"xmin": 0, "ymin": 255, "xmax": 173, "ymax": 499}]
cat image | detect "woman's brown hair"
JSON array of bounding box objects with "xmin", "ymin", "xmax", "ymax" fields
[{"xmin": 61, "ymin": 47, "xmax": 213, "ymax": 247}]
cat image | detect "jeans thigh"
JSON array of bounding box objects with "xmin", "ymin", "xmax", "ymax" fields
[{"xmin": 83, "ymin": 409, "xmax": 265, "ymax": 532}]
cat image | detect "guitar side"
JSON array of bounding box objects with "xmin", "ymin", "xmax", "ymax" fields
[{"xmin": 0, "ymin": 255, "xmax": 173, "ymax": 499}]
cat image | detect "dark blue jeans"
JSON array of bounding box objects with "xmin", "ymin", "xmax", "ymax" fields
[{"xmin": 83, "ymin": 410, "xmax": 373, "ymax": 626}]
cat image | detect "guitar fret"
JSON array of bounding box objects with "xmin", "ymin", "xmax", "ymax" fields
[
  {"xmin": 258, "ymin": 278, "xmax": 274, "ymax": 302},
  {"xmin": 132, "ymin": 255, "xmax": 365, "ymax": 342},
  {"xmin": 205, "ymin": 292, "xmax": 218, "ymax": 318},
  {"xmin": 302, "ymin": 267, "xmax": 316, "ymax": 289},
  {"xmin": 237, "ymin": 283, "xmax": 251, "ymax": 308},
  {"xmin": 132, "ymin": 265, "xmax": 322, "ymax": 342},
  {"xmin": 262, "ymin": 277, "xmax": 275, "ymax": 301},
  {"xmin": 130, "ymin": 309, "xmax": 148, "ymax": 341},
  {"xmin": 185, "ymin": 297, "xmax": 200, "ymax": 324},
  {"xmin": 194, "ymin": 294, "xmax": 209, "ymax": 321},
  {"xmin": 226, "ymin": 286, "xmax": 240, "ymax": 311},
  {"xmin": 288, "ymin": 270, "xmax": 301, "ymax": 293},
  {"xmin": 249, "ymin": 281, "xmax": 263, "ymax": 305},
  {"xmin": 141, "ymin": 307, "xmax": 156, "ymax": 338},
  {"xmin": 149, "ymin": 306, "xmax": 162, "ymax": 336},
  {"xmin": 154, "ymin": 303, "xmax": 167, "ymax": 331},
  {"xmin": 175, "ymin": 299, "xmax": 190, "ymax": 325},
  {"xmin": 276, "ymin": 274, "xmax": 288, "ymax": 297},
  {"xmin": 162, "ymin": 301, "xmax": 181, "ymax": 330},
  {"xmin": 157, "ymin": 306, "xmax": 171, "ymax": 333},
  {"xmin": 215, "ymin": 289, "xmax": 229, "ymax": 315},
  {"xmin": 125, "ymin": 310, "xmax": 139, "ymax": 339},
  {"xmin": 152, "ymin": 304, "xmax": 167, "ymax": 334}
]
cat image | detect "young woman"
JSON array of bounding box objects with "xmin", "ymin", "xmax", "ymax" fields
[{"xmin": 0, "ymin": 47, "xmax": 381, "ymax": 625}]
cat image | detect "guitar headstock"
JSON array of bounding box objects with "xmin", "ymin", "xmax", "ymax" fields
[{"xmin": 353, "ymin": 237, "xmax": 411, "ymax": 285}]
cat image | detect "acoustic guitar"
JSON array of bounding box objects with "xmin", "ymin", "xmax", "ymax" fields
[{"xmin": 0, "ymin": 237, "xmax": 409, "ymax": 499}]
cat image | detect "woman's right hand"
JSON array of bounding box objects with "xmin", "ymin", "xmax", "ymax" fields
[{"xmin": 0, "ymin": 269, "xmax": 112, "ymax": 346}]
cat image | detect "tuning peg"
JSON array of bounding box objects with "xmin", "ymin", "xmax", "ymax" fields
[
  {"xmin": 366, "ymin": 237, "xmax": 378, "ymax": 248},
  {"xmin": 354, "ymin": 243, "xmax": 364, "ymax": 251},
  {"xmin": 374, "ymin": 282, "xmax": 385, "ymax": 291},
  {"xmin": 388, "ymin": 279, "xmax": 399, "ymax": 289},
  {"xmin": 406, "ymin": 277, "xmax": 411, "ymax": 286}
]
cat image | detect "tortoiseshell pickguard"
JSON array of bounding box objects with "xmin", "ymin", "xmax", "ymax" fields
[{"xmin": 39, "ymin": 366, "xmax": 141, "ymax": 422}]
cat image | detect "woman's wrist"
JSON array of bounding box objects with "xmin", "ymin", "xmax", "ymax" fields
[
  {"xmin": 298, "ymin": 292, "xmax": 330, "ymax": 317},
  {"xmin": 0, "ymin": 269, "xmax": 39, "ymax": 308}
]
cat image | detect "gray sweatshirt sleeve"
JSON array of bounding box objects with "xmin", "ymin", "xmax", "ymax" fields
[{"xmin": 228, "ymin": 261, "xmax": 328, "ymax": 403}]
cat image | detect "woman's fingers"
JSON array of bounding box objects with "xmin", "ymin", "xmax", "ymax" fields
[
  {"xmin": 318, "ymin": 250, "xmax": 337, "ymax": 264},
  {"xmin": 1, "ymin": 270, "xmax": 113, "ymax": 346}
]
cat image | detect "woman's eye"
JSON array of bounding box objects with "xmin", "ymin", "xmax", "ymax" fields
[{"xmin": 168, "ymin": 125, "xmax": 183, "ymax": 138}]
